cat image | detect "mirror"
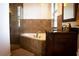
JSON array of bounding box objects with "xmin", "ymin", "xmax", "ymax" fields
[{"xmin": 63, "ymin": 3, "xmax": 78, "ymax": 22}]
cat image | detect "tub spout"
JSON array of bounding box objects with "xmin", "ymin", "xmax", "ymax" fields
[
  {"xmin": 36, "ymin": 33, "xmax": 38, "ymax": 38},
  {"xmin": 36, "ymin": 31, "xmax": 41, "ymax": 38}
]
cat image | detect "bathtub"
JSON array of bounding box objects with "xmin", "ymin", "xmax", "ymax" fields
[
  {"xmin": 20, "ymin": 33, "xmax": 46, "ymax": 40},
  {"xmin": 20, "ymin": 33, "xmax": 46, "ymax": 55}
]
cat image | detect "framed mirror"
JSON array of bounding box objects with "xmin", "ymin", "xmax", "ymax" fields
[{"xmin": 63, "ymin": 3, "xmax": 78, "ymax": 22}]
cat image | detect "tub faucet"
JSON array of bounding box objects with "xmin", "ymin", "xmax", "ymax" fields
[
  {"xmin": 36, "ymin": 31, "xmax": 41, "ymax": 38},
  {"xmin": 36, "ymin": 33, "xmax": 38, "ymax": 38}
]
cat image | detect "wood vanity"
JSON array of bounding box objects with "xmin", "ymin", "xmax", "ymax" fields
[
  {"xmin": 19, "ymin": 32, "xmax": 78, "ymax": 56},
  {"xmin": 45, "ymin": 32, "xmax": 78, "ymax": 56}
]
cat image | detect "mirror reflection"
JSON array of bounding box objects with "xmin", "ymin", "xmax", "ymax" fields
[{"xmin": 63, "ymin": 3, "xmax": 77, "ymax": 22}]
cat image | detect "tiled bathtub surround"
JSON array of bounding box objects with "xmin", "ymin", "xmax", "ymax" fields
[
  {"xmin": 19, "ymin": 19, "xmax": 51, "ymax": 55},
  {"xmin": 20, "ymin": 33, "xmax": 46, "ymax": 55},
  {"xmin": 20, "ymin": 19, "xmax": 52, "ymax": 33}
]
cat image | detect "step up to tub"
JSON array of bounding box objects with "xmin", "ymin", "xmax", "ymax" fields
[{"xmin": 11, "ymin": 48, "xmax": 35, "ymax": 56}]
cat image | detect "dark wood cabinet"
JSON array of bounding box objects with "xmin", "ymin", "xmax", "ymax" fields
[{"xmin": 45, "ymin": 32, "xmax": 78, "ymax": 56}]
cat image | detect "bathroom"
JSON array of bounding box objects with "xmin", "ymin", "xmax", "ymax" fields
[{"xmin": 9, "ymin": 3, "xmax": 79, "ymax": 56}]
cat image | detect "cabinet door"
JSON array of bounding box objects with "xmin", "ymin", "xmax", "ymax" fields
[
  {"xmin": 45, "ymin": 33, "xmax": 54, "ymax": 56},
  {"xmin": 45, "ymin": 32, "xmax": 77, "ymax": 56},
  {"xmin": 54, "ymin": 33, "xmax": 77, "ymax": 56}
]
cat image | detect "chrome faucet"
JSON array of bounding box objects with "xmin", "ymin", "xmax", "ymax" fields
[
  {"xmin": 36, "ymin": 31, "xmax": 41, "ymax": 38},
  {"xmin": 36, "ymin": 33, "xmax": 38, "ymax": 38}
]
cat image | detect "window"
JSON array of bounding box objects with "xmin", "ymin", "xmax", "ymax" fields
[
  {"xmin": 17, "ymin": 6, "xmax": 23, "ymax": 27},
  {"xmin": 17, "ymin": 6, "xmax": 23, "ymax": 19}
]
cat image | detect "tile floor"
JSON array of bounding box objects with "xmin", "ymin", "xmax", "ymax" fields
[
  {"xmin": 11, "ymin": 48, "xmax": 35, "ymax": 56},
  {"xmin": 11, "ymin": 44, "xmax": 79, "ymax": 56}
]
